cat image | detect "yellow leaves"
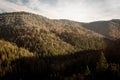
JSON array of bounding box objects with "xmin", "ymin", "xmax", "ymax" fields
[{"xmin": 0, "ymin": 40, "xmax": 33, "ymax": 61}]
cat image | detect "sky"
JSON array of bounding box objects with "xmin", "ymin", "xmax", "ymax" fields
[{"xmin": 0, "ymin": 0, "xmax": 120, "ymax": 22}]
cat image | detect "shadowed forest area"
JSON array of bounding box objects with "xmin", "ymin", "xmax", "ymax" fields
[{"xmin": 1, "ymin": 47, "xmax": 120, "ymax": 80}]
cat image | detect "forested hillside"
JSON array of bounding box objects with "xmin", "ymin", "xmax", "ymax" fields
[
  {"xmin": 82, "ymin": 19, "xmax": 120, "ymax": 39},
  {"xmin": 0, "ymin": 12, "xmax": 120, "ymax": 80},
  {"xmin": 0, "ymin": 12, "xmax": 107, "ymax": 55},
  {"xmin": 0, "ymin": 39, "xmax": 33, "ymax": 77}
]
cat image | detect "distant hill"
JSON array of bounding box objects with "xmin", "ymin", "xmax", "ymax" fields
[{"xmin": 82, "ymin": 19, "xmax": 120, "ymax": 39}]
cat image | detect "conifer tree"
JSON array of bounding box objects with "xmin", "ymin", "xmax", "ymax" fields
[{"xmin": 96, "ymin": 52, "xmax": 108, "ymax": 72}]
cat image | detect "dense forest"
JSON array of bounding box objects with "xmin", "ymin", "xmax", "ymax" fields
[{"xmin": 0, "ymin": 12, "xmax": 120, "ymax": 80}]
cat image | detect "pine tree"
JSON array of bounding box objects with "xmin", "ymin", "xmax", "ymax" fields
[{"xmin": 96, "ymin": 52, "xmax": 108, "ymax": 72}]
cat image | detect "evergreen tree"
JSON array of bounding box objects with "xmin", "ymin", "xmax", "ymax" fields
[{"xmin": 96, "ymin": 52, "xmax": 108, "ymax": 72}]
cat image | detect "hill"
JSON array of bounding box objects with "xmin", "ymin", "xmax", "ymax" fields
[
  {"xmin": 82, "ymin": 19, "xmax": 120, "ymax": 39},
  {"xmin": 0, "ymin": 12, "xmax": 120, "ymax": 80},
  {"xmin": 0, "ymin": 12, "xmax": 107, "ymax": 55}
]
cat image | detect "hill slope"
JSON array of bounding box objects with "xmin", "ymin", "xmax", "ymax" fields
[
  {"xmin": 0, "ymin": 39, "xmax": 33, "ymax": 77},
  {"xmin": 82, "ymin": 19, "xmax": 120, "ymax": 39},
  {"xmin": 0, "ymin": 12, "xmax": 120, "ymax": 80},
  {"xmin": 0, "ymin": 12, "xmax": 107, "ymax": 55}
]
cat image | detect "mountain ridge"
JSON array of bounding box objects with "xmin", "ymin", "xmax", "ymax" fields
[{"xmin": 82, "ymin": 19, "xmax": 120, "ymax": 39}]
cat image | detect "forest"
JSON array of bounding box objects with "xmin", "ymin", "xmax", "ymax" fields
[{"xmin": 0, "ymin": 12, "xmax": 120, "ymax": 80}]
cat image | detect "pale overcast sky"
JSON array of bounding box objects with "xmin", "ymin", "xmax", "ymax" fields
[{"xmin": 0, "ymin": 0, "xmax": 120, "ymax": 22}]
